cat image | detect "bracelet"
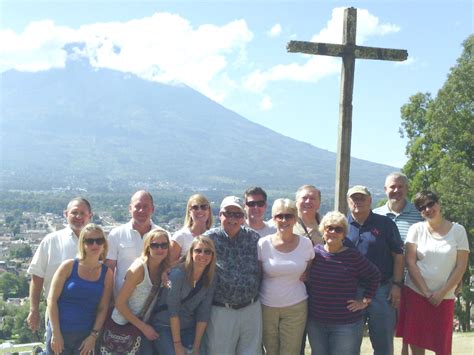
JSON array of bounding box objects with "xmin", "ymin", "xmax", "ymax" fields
[
  {"xmin": 392, "ymin": 280, "xmax": 404, "ymax": 288},
  {"xmin": 90, "ymin": 329, "xmax": 100, "ymax": 338}
]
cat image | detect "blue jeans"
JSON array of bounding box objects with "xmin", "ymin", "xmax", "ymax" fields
[
  {"xmin": 45, "ymin": 322, "xmax": 90, "ymax": 355},
  {"xmin": 358, "ymin": 283, "xmax": 396, "ymax": 355},
  {"xmin": 307, "ymin": 318, "xmax": 363, "ymax": 355},
  {"xmin": 153, "ymin": 324, "xmax": 197, "ymax": 354}
]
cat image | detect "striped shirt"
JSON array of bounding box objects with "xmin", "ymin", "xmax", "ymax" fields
[
  {"xmin": 373, "ymin": 201, "xmax": 423, "ymax": 242},
  {"xmin": 308, "ymin": 244, "xmax": 380, "ymax": 325}
]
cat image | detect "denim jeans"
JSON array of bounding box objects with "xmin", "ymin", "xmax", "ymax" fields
[
  {"xmin": 153, "ymin": 324, "xmax": 197, "ymax": 354},
  {"xmin": 307, "ymin": 318, "xmax": 363, "ymax": 355},
  {"xmin": 45, "ymin": 322, "xmax": 90, "ymax": 355},
  {"xmin": 358, "ymin": 282, "xmax": 396, "ymax": 355}
]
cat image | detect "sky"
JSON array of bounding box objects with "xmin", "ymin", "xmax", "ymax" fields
[{"xmin": 1, "ymin": 0, "xmax": 472, "ymax": 168}]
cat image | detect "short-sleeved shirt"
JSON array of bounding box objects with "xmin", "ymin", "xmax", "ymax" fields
[
  {"xmin": 204, "ymin": 226, "xmax": 261, "ymax": 305},
  {"xmin": 405, "ymin": 222, "xmax": 469, "ymax": 299},
  {"xmin": 107, "ymin": 221, "xmax": 165, "ymax": 296},
  {"xmin": 152, "ymin": 266, "xmax": 215, "ymax": 330},
  {"xmin": 347, "ymin": 211, "xmax": 403, "ymax": 283},
  {"xmin": 258, "ymin": 234, "xmax": 314, "ymax": 307},
  {"xmin": 27, "ymin": 226, "xmax": 78, "ymax": 299},
  {"xmin": 171, "ymin": 227, "xmax": 194, "ymax": 258},
  {"xmin": 373, "ymin": 201, "xmax": 423, "ymax": 242},
  {"xmin": 249, "ymin": 221, "xmax": 277, "ymax": 238}
]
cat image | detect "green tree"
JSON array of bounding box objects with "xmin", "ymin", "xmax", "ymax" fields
[
  {"xmin": 400, "ymin": 35, "xmax": 474, "ymax": 331},
  {"xmin": 9, "ymin": 244, "xmax": 33, "ymax": 259}
]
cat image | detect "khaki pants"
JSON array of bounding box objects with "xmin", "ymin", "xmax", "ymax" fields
[{"xmin": 262, "ymin": 299, "xmax": 307, "ymax": 355}]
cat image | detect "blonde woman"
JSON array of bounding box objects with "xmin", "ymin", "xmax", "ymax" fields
[
  {"xmin": 47, "ymin": 223, "xmax": 113, "ymax": 355},
  {"xmin": 112, "ymin": 228, "xmax": 171, "ymax": 353},
  {"xmin": 259, "ymin": 199, "xmax": 315, "ymax": 355},
  {"xmin": 170, "ymin": 194, "xmax": 214, "ymax": 263},
  {"xmin": 152, "ymin": 236, "xmax": 216, "ymax": 355}
]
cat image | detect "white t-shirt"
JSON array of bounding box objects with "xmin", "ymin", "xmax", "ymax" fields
[
  {"xmin": 27, "ymin": 226, "xmax": 79, "ymax": 299},
  {"xmin": 171, "ymin": 227, "xmax": 194, "ymax": 258},
  {"xmin": 107, "ymin": 221, "xmax": 164, "ymax": 296},
  {"xmin": 405, "ymin": 222, "xmax": 469, "ymax": 299},
  {"xmin": 111, "ymin": 259, "xmax": 154, "ymax": 325},
  {"xmin": 250, "ymin": 221, "xmax": 277, "ymax": 238},
  {"xmin": 258, "ymin": 234, "xmax": 315, "ymax": 307}
]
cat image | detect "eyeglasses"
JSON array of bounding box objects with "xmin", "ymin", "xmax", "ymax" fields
[
  {"xmin": 191, "ymin": 204, "xmax": 209, "ymax": 211},
  {"xmin": 150, "ymin": 242, "xmax": 169, "ymax": 250},
  {"xmin": 84, "ymin": 237, "xmax": 106, "ymax": 246},
  {"xmin": 245, "ymin": 200, "xmax": 266, "ymax": 208},
  {"xmin": 417, "ymin": 200, "xmax": 436, "ymax": 212},
  {"xmin": 193, "ymin": 248, "xmax": 213, "ymax": 256},
  {"xmin": 324, "ymin": 225, "xmax": 344, "ymax": 234},
  {"xmin": 222, "ymin": 211, "xmax": 245, "ymax": 219},
  {"xmin": 274, "ymin": 213, "xmax": 295, "ymax": 221}
]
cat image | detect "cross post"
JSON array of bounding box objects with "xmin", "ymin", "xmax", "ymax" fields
[{"xmin": 287, "ymin": 7, "xmax": 407, "ymax": 214}]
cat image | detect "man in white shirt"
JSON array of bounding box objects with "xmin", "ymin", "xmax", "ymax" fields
[
  {"xmin": 27, "ymin": 197, "xmax": 93, "ymax": 331},
  {"xmin": 105, "ymin": 190, "xmax": 166, "ymax": 296},
  {"xmin": 244, "ymin": 186, "xmax": 276, "ymax": 238}
]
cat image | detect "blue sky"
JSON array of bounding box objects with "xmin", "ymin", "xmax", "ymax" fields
[{"xmin": 1, "ymin": 0, "xmax": 472, "ymax": 168}]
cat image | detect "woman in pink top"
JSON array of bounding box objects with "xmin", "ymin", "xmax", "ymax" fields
[{"xmin": 258, "ymin": 198, "xmax": 315, "ymax": 355}]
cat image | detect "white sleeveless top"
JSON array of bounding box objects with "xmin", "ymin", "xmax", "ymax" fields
[{"xmin": 111, "ymin": 258, "xmax": 154, "ymax": 325}]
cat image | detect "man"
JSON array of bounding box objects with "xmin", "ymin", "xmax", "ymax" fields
[
  {"xmin": 294, "ymin": 184, "xmax": 323, "ymax": 245},
  {"xmin": 204, "ymin": 196, "xmax": 262, "ymax": 355},
  {"xmin": 346, "ymin": 186, "xmax": 404, "ymax": 355},
  {"xmin": 27, "ymin": 197, "xmax": 93, "ymax": 331},
  {"xmin": 373, "ymin": 172, "xmax": 423, "ymax": 242},
  {"xmin": 244, "ymin": 186, "xmax": 276, "ymax": 237},
  {"xmin": 105, "ymin": 190, "xmax": 165, "ymax": 296}
]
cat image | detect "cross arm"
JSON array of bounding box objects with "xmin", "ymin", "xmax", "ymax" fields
[{"xmin": 287, "ymin": 40, "xmax": 408, "ymax": 61}]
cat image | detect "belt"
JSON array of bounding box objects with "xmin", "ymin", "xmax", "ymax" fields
[{"xmin": 213, "ymin": 297, "xmax": 258, "ymax": 310}]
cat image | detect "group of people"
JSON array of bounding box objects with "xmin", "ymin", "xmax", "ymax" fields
[{"xmin": 25, "ymin": 173, "xmax": 469, "ymax": 355}]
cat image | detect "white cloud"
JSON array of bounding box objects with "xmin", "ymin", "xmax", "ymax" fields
[
  {"xmin": 267, "ymin": 24, "xmax": 282, "ymax": 37},
  {"xmin": 260, "ymin": 95, "xmax": 273, "ymax": 111},
  {"xmin": 0, "ymin": 12, "xmax": 253, "ymax": 102},
  {"xmin": 244, "ymin": 7, "xmax": 401, "ymax": 93}
]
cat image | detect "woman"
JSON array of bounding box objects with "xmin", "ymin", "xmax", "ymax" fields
[
  {"xmin": 170, "ymin": 194, "xmax": 213, "ymax": 263},
  {"xmin": 294, "ymin": 185, "xmax": 323, "ymax": 245},
  {"xmin": 152, "ymin": 235, "xmax": 216, "ymax": 355},
  {"xmin": 307, "ymin": 211, "xmax": 380, "ymax": 355},
  {"xmin": 258, "ymin": 198, "xmax": 314, "ymax": 355},
  {"xmin": 47, "ymin": 223, "xmax": 113, "ymax": 355},
  {"xmin": 111, "ymin": 228, "xmax": 171, "ymax": 353},
  {"xmin": 397, "ymin": 191, "xmax": 469, "ymax": 355}
]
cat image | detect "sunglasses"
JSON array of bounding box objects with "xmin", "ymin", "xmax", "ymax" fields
[
  {"xmin": 274, "ymin": 213, "xmax": 295, "ymax": 221},
  {"xmin": 325, "ymin": 225, "xmax": 344, "ymax": 234},
  {"xmin": 150, "ymin": 242, "xmax": 169, "ymax": 250},
  {"xmin": 193, "ymin": 248, "xmax": 213, "ymax": 256},
  {"xmin": 84, "ymin": 237, "xmax": 106, "ymax": 246},
  {"xmin": 417, "ymin": 200, "xmax": 436, "ymax": 212},
  {"xmin": 245, "ymin": 200, "xmax": 266, "ymax": 208},
  {"xmin": 222, "ymin": 211, "xmax": 245, "ymax": 219},
  {"xmin": 191, "ymin": 204, "xmax": 209, "ymax": 211}
]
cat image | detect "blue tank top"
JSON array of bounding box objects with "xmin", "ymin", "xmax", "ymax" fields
[{"xmin": 58, "ymin": 259, "xmax": 108, "ymax": 332}]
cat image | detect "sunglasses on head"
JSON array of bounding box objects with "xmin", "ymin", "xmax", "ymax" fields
[
  {"xmin": 245, "ymin": 200, "xmax": 266, "ymax": 208},
  {"xmin": 191, "ymin": 204, "xmax": 209, "ymax": 211},
  {"xmin": 150, "ymin": 242, "xmax": 169, "ymax": 250},
  {"xmin": 274, "ymin": 213, "xmax": 295, "ymax": 221},
  {"xmin": 84, "ymin": 237, "xmax": 106, "ymax": 246},
  {"xmin": 222, "ymin": 211, "xmax": 245, "ymax": 219},
  {"xmin": 324, "ymin": 225, "xmax": 344, "ymax": 234},
  {"xmin": 193, "ymin": 248, "xmax": 213, "ymax": 256},
  {"xmin": 417, "ymin": 200, "xmax": 436, "ymax": 212}
]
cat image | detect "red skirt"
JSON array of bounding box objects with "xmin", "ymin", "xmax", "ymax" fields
[{"xmin": 396, "ymin": 286, "xmax": 454, "ymax": 355}]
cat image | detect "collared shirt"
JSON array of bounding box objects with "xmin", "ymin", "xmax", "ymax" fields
[
  {"xmin": 27, "ymin": 226, "xmax": 78, "ymax": 299},
  {"xmin": 347, "ymin": 211, "xmax": 403, "ymax": 284},
  {"xmin": 107, "ymin": 221, "xmax": 165, "ymax": 296},
  {"xmin": 373, "ymin": 201, "xmax": 423, "ymax": 242},
  {"xmin": 204, "ymin": 226, "xmax": 261, "ymax": 305}
]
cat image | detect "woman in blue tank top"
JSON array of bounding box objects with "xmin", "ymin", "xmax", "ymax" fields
[{"xmin": 47, "ymin": 223, "xmax": 114, "ymax": 354}]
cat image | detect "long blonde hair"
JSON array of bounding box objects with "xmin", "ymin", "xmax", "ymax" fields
[
  {"xmin": 78, "ymin": 223, "xmax": 108, "ymax": 261},
  {"xmin": 182, "ymin": 235, "xmax": 216, "ymax": 288},
  {"xmin": 184, "ymin": 194, "xmax": 214, "ymax": 230},
  {"xmin": 141, "ymin": 228, "xmax": 171, "ymax": 282}
]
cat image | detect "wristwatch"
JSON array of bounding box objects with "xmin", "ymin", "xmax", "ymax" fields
[{"xmin": 90, "ymin": 329, "xmax": 100, "ymax": 338}]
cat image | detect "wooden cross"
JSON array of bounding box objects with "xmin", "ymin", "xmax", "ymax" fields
[{"xmin": 287, "ymin": 7, "xmax": 408, "ymax": 214}]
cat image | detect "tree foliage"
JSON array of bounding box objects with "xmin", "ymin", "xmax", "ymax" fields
[{"xmin": 400, "ymin": 35, "xmax": 474, "ymax": 331}]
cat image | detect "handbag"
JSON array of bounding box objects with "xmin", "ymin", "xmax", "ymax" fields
[{"xmin": 99, "ymin": 283, "xmax": 162, "ymax": 355}]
